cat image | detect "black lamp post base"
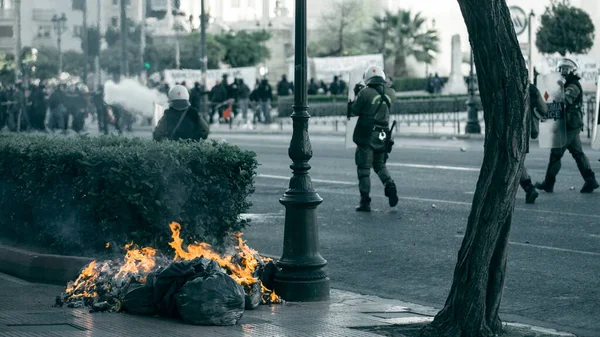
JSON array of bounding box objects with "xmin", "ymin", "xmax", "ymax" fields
[
  {"xmin": 273, "ymin": 275, "xmax": 330, "ymax": 302},
  {"xmin": 465, "ymin": 121, "xmax": 481, "ymax": 134}
]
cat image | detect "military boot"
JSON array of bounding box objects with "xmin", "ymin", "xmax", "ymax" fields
[
  {"xmin": 581, "ymin": 171, "xmax": 599, "ymax": 193},
  {"xmin": 520, "ymin": 179, "xmax": 538, "ymax": 204},
  {"xmin": 384, "ymin": 182, "xmax": 399, "ymax": 207},
  {"xmin": 535, "ymin": 176, "xmax": 555, "ymax": 193},
  {"xmin": 355, "ymin": 194, "xmax": 372, "ymax": 212}
]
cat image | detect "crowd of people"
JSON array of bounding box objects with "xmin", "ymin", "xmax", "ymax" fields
[
  {"xmin": 0, "ymin": 79, "xmax": 136, "ymax": 135},
  {"xmin": 160, "ymin": 73, "xmax": 356, "ymax": 126}
]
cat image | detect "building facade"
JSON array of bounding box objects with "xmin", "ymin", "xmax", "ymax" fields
[{"xmin": 0, "ymin": 0, "xmax": 144, "ymax": 54}]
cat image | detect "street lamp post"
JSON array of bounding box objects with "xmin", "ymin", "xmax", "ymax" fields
[
  {"xmin": 51, "ymin": 13, "xmax": 67, "ymax": 76},
  {"xmin": 272, "ymin": 0, "xmax": 330, "ymax": 302},
  {"xmin": 465, "ymin": 51, "xmax": 481, "ymax": 134},
  {"xmin": 528, "ymin": 10, "xmax": 535, "ymax": 83},
  {"xmin": 120, "ymin": 0, "xmax": 128, "ymax": 78},
  {"xmin": 199, "ymin": 0, "xmax": 208, "ymax": 122}
]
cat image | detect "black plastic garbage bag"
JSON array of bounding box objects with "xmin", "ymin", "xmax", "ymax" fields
[
  {"xmin": 121, "ymin": 283, "xmax": 156, "ymax": 315},
  {"xmin": 175, "ymin": 272, "xmax": 245, "ymax": 326},
  {"xmin": 153, "ymin": 258, "xmax": 222, "ymax": 317},
  {"xmin": 244, "ymin": 282, "xmax": 262, "ymax": 310}
]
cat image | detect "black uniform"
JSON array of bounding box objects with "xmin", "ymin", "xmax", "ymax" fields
[
  {"xmin": 153, "ymin": 106, "xmax": 210, "ymax": 141},
  {"xmin": 350, "ymin": 80, "xmax": 398, "ymax": 211},
  {"xmin": 536, "ymin": 74, "xmax": 599, "ymax": 193}
]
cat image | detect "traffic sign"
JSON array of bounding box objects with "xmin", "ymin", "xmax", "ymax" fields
[{"xmin": 509, "ymin": 6, "xmax": 528, "ymax": 36}]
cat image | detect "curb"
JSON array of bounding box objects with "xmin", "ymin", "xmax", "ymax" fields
[
  {"xmin": 0, "ymin": 245, "xmax": 92, "ymax": 284},
  {"xmin": 209, "ymin": 130, "xmax": 596, "ymax": 145},
  {"xmin": 210, "ymin": 129, "xmax": 487, "ymax": 141}
]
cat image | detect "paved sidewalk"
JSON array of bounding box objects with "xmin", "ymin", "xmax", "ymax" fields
[{"xmin": 0, "ymin": 273, "xmax": 576, "ymax": 337}]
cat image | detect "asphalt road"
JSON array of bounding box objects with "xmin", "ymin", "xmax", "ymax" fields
[{"xmin": 210, "ymin": 133, "xmax": 600, "ymax": 337}]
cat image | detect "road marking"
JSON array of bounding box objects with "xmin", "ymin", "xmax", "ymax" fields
[
  {"xmin": 257, "ymin": 174, "xmax": 356, "ymax": 186},
  {"xmin": 453, "ymin": 235, "xmax": 600, "ymax": 257},
  {"xmin": 254, "ymin": 176, "xmax": 600, "ymax": 219},
  {"xmin": 387, "ymin": 163, "xmax": 480, "ymax": 172}
]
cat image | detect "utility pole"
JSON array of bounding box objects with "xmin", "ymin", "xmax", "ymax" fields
[
  {"xmin": 14, "ymin": 0, "xmax": 21, "ymax": 83},
  {"xmin": 528, "ymin": 10, "xmax": 535, "ymax": 83},
  {"xmin": 82, "ymin": 0, "xmax": 88, "ymax": 86},
  {"xmin": 200, "ymin": 0, "xmax": 208, "ymax": 121},
  {"xmin": 96, "ymin": 0, "xmax": 101, "ymax": 89},
  {"xmin": 139, "ymin": 0, "xmax": 146, "ymax": 83},
  {"xmin": 120, "ymin": 0, "xmax": 128, "ymax": 78}
]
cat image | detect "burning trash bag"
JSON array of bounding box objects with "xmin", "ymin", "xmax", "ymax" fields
[
  {"xmin": 121, "ymin": 273, "xmax": 157, "ymax": 316},
  {"xmin": 153, "ymin": 257, "xmax": 222, "ymax": 318},
  {"xmin": 175, "ymin": 271, "xmax": 245, "ymax": 326}
]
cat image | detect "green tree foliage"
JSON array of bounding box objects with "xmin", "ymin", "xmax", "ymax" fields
[
  {"xmin": 308, "ymin": 0, "xmax": 367, "ymax": 57},
  {"xmin": 365, "ymin": 10, "xmax": 439, "ymax": 77},
  {"xmin": 536, "ymin": 0, "xmax": 595, "ymax": 56},
  {"xmin": 215, "ymin": 30, "xmax": 271, "ymax": 68},
  {"xmin": 32, "ymin": 47, "xmax": 88, "ymax": 79}
]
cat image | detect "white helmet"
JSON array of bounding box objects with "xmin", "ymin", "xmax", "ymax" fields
[
  {"xmin": 168, "ymin": 85, "xmax": 190, "ymax": 110},
  {"xmin": 556, "ymin": 58, "xmax": 578, "ymax": 77},
  {"xmin": 363, "ymin": 66, "xmax": 386, "ymax": 85}
]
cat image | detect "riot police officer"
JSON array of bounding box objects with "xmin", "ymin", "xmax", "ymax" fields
[
  {"xmin": 536, "ymin": 59, "xmax": 599, "ymax": 193},
  {"xmin": 349, "ymin": 66, "xmax": 398, "ymax": 212},
  {"xmin": 153, "ymin": 85, "xmax": 210, "ymax": 141}
]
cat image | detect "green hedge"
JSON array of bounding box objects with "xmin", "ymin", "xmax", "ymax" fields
[
  {"xmin": 0, "ymin": 135, "xmax": 257, "ymax": 255},
  {"xmin": 277, "ymin": 95, "xmax": 480, "ymax": 118}
]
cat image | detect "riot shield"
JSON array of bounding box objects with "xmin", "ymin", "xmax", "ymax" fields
[
  {"xmin": 592, "ymin": 76, "xmax": 600, "ymax": 150},
  {"xmin": 537, "ymin": 73, "xmax": 567, "ymax": 149},
  {"xmin": 345, "ymin": 66, "xmax": 365, "ymax": 149}
]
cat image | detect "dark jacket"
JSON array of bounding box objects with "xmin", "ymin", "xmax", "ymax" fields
[
  {"xmin": 528, "ymin": 84, "xmax": 548, "ymax": 153},
  {"xmin": 153, "ymin": 106, "xmax": 210, "ymax": 141},
  {"xmin": 256, "ymin": 82, "xmax": 273, "ymax": 102},
  {"xmin": 49, "ymin": 91, "xmax": 64, "ymax": 110},
  {"xmin": 190, "ymin": 85, "xmax": 206, "ymax": 109},
  {"xmin": 277, "ymin": 80, "xmax": 291, "ymax": 96},
  {"xmin": 209, "ymin": 83, "xmax": 228, "ymax": 103},
  {"xmin": 238, "ymin": 83, "xmax": 250, "ymax": 99},
  {"xmin": 564, "ymin": 74, "xmax": 584, "ymax": 130},
  {"xmin": 350, "ymin": 84, "xmax": 396, "ymax": 148}
]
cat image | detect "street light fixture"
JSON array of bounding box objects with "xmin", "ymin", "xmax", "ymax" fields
[
  {"xmin": 272, "ymin": 0, "xmax": 330, "ymax": 302},
  {"xmin": 51, "ymin": 13, "xmax": 67, "ymax": 76},
  {"xmin": 465, "ymin": 51, "xmax": 481, "ymax": 134}
]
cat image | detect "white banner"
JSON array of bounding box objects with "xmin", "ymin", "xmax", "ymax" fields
[
  {"xmin": 538, "ymin": 56, "xmax": 599, "ymax": 93},
  {"xmin": 163, "ymin": 67, "xmax": 257, "ymax": 91},
  {"xmin": 288, "ymin": 54, "xmax": 385, "ymax": 84}
]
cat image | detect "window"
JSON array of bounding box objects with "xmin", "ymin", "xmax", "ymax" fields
[
  {"xmin": 73, "ymin": 25, "xmax": 82, "ymax": 37},
  {"xmin": 112, "ymin": 0, "xmax": 131, "ymax": 6},
  {"xmin": 72, "ymin": 0, "xmax": 85, "ymax": 11},
  {"xmin": 0, "ymin": 25, "xmax": 12, "ymax": 38},
  {"xmin": 0, "ymin": 0, "xmax": 13, "ymax": 9},
  {"xmin": 231, "ymin": 0, "xmax": 241, "ymax": 8}
]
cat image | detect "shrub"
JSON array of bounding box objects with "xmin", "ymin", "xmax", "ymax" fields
[
  {"xmin": 0, "ymin": 135, "xmax": 258, "ymax": 256},
  {"xmin": 277, "ymin": 95, "xmax": 481, "ymax": 118}
]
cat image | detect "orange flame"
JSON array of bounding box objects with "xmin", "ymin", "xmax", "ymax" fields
[
  {"xmin": 168, "ymin": 222, "xmax": 259, "ymax": 286},
  {"xmin": 63, "ymin": 222, "xmax": 281, "ymax": 305}
]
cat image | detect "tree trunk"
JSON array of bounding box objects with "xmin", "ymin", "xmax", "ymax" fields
[
  {"xmin": 394, "ymin": 42, "xmax": 408, "ymax": 77},
  {"xmin": 419, "ymin": 1, "xmax": 529, "ymax": 336}
]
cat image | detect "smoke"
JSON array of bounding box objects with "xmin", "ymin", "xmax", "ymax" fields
[{"xmin": 104, "ymin": 78, "xmax": 168, "ymax": 119}]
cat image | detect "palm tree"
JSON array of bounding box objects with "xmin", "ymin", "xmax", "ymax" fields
[{"xmin": 366, "ymin": 10, "xmax": 439, "ymax": 77}]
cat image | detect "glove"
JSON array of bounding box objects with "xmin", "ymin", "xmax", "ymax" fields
[
  {"xmin": 353, "ymin": 83, "xmax": 365, "ymax": 96},
  {"xmin": 557, "ymin": 78, "xmax": 566, "ymax": 87}
]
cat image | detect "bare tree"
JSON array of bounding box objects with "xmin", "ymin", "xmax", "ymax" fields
[
  {"xmin": 419, "ymin": 0, "xmax": 529, "ymax": 336},
  {"xmin": 308, "ymin": 0, "xmax": 365, "ymax": 57}
]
